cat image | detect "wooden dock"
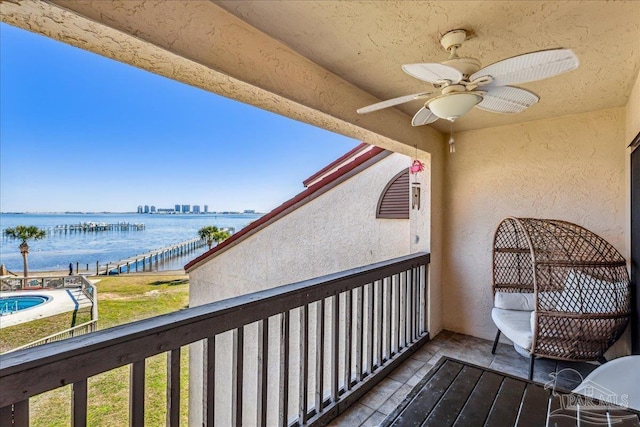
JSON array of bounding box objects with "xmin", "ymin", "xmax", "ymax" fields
[
  {"xmin": 49, "ymin": 222, "xmax": 145, "ymax": 233},
  {"xmin": 95, "ymin": 237, "xmax": 207, "ymax": 275}
]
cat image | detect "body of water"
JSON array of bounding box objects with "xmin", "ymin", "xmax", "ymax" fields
[{"xmin": 0, "ymin": 213, "xmax": 261, "ymax": 273}]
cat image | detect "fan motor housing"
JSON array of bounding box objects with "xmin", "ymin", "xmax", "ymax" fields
[
  {"xmin": 443, "ymin": 57, "xmax": 482, "ymax": 77},
  {"xmin": 440, "ymin": 29, "xmax": 467, "ymax": 51}
]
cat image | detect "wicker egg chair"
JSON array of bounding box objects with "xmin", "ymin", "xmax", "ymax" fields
[{"xmin": 490, "ymin": 217, "xmax": 631, "ymax": 379}]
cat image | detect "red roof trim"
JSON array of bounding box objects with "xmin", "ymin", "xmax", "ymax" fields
[
  {"xmin": 302, "ymin": 142, "xmax": 370, "ymax": 187},
  {"xmin": 185, "ymin": 145, "xmax": 386, "ymax": 271}
]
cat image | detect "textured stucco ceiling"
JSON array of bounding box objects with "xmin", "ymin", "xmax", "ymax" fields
[
  {"xmin": 1, "ymin": 0, "xmax": 639, "ymax": 146},
  {"xmin": 215, "ymin": 0, "xmax": 640, "ymax": 133}
]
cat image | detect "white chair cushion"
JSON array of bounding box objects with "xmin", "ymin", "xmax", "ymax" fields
[
  {"xmin": 494, "ymin": 292, "xmax": 535, "ymax": 311},
  {"xmin": 491, "ymin": 308, "xmax": 534, "ymax": 351},
  {"xmin": 560, "ymin": 270, "xmax": 622, "ymax": 313}
]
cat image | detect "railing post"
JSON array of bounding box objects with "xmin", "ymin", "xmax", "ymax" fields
[
  {"xmin": 367, "ymin": 282, "xmax": 374, "ymax": 373},
  {"xmin": 393, "ymin": 273, "xmax": 400, "ymax": 355},
  {"xmin": 130, "ymin": 360, "xmax": 145, "ymax": 427},
  {"xmin": 166, "ymin": 348, "xmax": 180, "ymax": 427},
  {"xmin": 376, "ymin": 279, "xmax": 383, "ymax": 369},
  {"xmin": 344, "ymin": 290, "xmax": 352, "ymax": 391},
  {"xmin": 415, "ymin": 266, "xmax": 420, "ymax": 335},
  {"xmin": 405, "ymin": 269, "xmax": 411, "ymax": 346},
  {"xmin": 13, "ymin": 400, "xmax": 28, "ymax": 427},
  {"xmin": 257, "ymin": 319, "xmax": 268, "ymax": 427},
  {"xmin": 91, "ymin": 285, "xmax": 98, "ymax": 323},
  {"xmin": 72, "ymin": 379, "xmax": 87, "ymax": 427},
  {"xmin": 298, "ymin": 305, "xmax": 309, "ymax": 424},
  {"xmin": 315, "ymin": 299, "xmax": 325, "ymax": 415},
  {"xmin": 423, "ymin": 264, "xmax": 429, "ymax": 333},
  {"xmin": 278, "ymin": 311, "xmax": 290, "ymax": 427},
  {"xmin": 355, "ymin": 287, "xmax": 364, "ymax": 382},
  {"xmin": 0, "ymin": 405, "xmax": 12, "ymax": 426},
  {"xmin": 409, "ymin": 268, "xmax": 415, "ymax": 341},
  {"xmin": 385, "ymin": 277, "xmax": 392, "ymax": 361},
  {"xmin": 399, "ymin": 273, "xmax": 406, "ymax": 350},
  {"xmin": 231, "ymin": 327, "xmax": 244, "ymax": 427},
  {"xmin": 203, "ymin": 337, "xmax": 215, "ymax": 427},
  {"xmin": 330, "ymin": 294, "xmax": 339, "ymax": 404}
]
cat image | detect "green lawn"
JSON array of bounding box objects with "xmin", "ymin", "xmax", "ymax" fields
[
  {"xmin": 18, "ymin": 274, "xmax": 191, "ymax": 427},
  {"xmin": 0, "ymin": 308, "xmax": 92, "ymax": 353}
]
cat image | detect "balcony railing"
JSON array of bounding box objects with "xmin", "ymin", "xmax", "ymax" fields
[
  {"xmin": 0, "ymin": 252, "xmax": 430, "ymax": 426},
  {"xmin": 0, "ymin": 274, "xmax": 92, "ymax": 292},
  {"xmin": 0, "ymin": 275, "xmax": 99, "ymax": 353}
]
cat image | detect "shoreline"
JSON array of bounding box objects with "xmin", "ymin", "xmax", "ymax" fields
[
  {"xmin": 4, "ymin": 269, "xmax": 187, "ymax": 278},
  {"xmin": 2, "ymin": 212, "xmax": 256, "ymax": 276}
]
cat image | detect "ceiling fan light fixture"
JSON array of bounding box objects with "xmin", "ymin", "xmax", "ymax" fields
[
  {"xmin": 427, "ymin": 92, "xmax": 482, "ymax": 121},
  {"xmin": 356, "ymin": 29, "xmax": 579, "ymax": 125}
]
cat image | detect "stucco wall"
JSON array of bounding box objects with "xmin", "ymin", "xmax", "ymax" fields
[
  {"xmin": 190, "ymin": 152, "xmax": 423, "ymax": 304},
  {"xmin": 442, "ymin": 108, "xmax": 627, "ymax": 342},
  {"xmin": 188, "ymin": 152, "xmax": 429, "ymax": 425},
  {"xmin": 623, "ymin": 71, "xmax": 640, "ymax": 354},
  {"xmin": 626, "ymin": 71, "xmax": 640, "ymax": 262},
  {"xmin": 626, "ymin": 71, "xmax": 640, "ymax": 145}
]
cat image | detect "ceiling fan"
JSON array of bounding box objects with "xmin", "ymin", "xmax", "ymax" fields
[{"xmin": 357, "ymin": 29, "xmax": 579, "ymax": 151}]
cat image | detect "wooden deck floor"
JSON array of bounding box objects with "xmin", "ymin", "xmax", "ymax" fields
[
  {"xmin": 329, "ymin": 330, "xmax": 602, "ymax": 427},
  {"xmin": 382, "ymin": 357, "xmax": 639, "ymax": 427}
]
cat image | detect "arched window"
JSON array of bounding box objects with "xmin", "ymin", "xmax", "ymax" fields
[{"xmin": 376, "ymin": 169, "xmax": 409, "ymax": 219}]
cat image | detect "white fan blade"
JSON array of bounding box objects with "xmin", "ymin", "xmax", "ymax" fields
[
  {"xmin": 476, "ymin": 86, "xmax": 539, "ymax": 114},
  {"xmin": 357, "ymin": 92, "xmax": 432, "ymax": 114},
  {"xmin": 412, "ymin": 107, "xmax": 438, "ymax": 126},
  {"xmin": 471, "ymin": 48, "xmax": 579, "ymax": 87},
  {"xmin": 402, "ymin": 63, "xmax": 463, "ymax": 84}
]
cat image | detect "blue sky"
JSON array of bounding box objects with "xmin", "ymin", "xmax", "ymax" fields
[{"xmin": 0, "ymin": 23, "xmax": 359, "ymax": 213}]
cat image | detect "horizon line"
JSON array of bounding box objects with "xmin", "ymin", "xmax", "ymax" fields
[{"xmin": 0, "ymin": 211, "xmax": 264, "ymax": 215}]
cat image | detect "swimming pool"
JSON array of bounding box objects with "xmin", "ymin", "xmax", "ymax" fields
[{"xmin": 0, "ymin": 295, "xmax": 50, "ymax": 315}]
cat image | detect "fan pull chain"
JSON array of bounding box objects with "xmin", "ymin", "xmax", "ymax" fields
[{"xmin": 449, "ymin": 121, "xmax": 456, "ymax": 153}]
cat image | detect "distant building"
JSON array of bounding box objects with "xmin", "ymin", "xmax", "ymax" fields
[
  {"xmin": 137, "ymin": 205, "xmax": 143, "ymax": 214},
  {"xmin": 193, "ymin": 205, "xmax": 201, "ymax": 214},
  {"xmin": 243, "ymin": 209, "xmax": 256, "ymax": 214},
  {"xmin": 150, "ymin": 205, "xmax": 156, "ymax": 213},
  {"xmin": 157, "ymin": 208, "xmax": 174, "ymax": 213},
  {"xmin": 204, "ymin": 205, "xmax": 209, "ymax": 213},
  {"xmin": 175, "ymin": 204, "xmax": 181, "ymax": 213},
  {"xmin": 182, "ymin": 204, "xmax": 190, "ymax": 214},
  {"xmin": 144, "ymin": 205, "xmax": 150, "ymax": 214}
]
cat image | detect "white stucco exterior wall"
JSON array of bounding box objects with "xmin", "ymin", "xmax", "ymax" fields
[
  {"xmin": 188, "ymin": 151, "xmax": 429, "ymax": 426},
  {"xmin": 442, "ymin": 108, "xmax": 627, "ymax": 343},
  {"xmin": 189, "ymin": 152, "xmax": 423, "ymax": 302}
]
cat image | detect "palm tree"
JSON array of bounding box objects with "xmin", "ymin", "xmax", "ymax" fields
[
  {"xmin": 198, "ymin": 226, "xmax": 231, "ymax": 249},
  {"xmin": 4, "ymin": 225, "xmax": 47, "ymax": 277}
]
